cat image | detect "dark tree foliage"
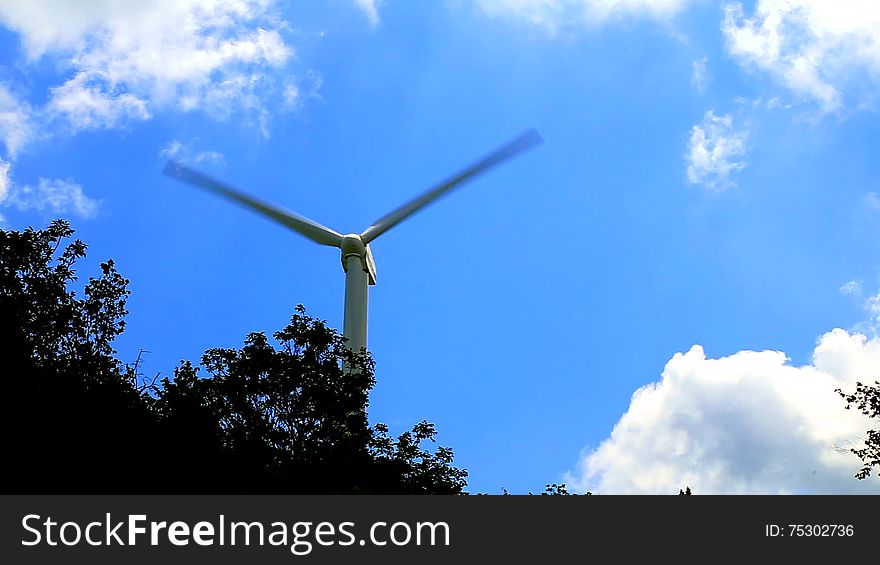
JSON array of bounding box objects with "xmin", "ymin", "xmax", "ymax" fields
[
  {"xmin": 2, "ymin": 221, "xmax": 466, "ymax": 493},
  {"xmin": 837, "ymin": 381, "xmax": 880, "ymax": 480},
  {"xmin": 370, "ymin": 421, "xmax": 468, "ymax": 494},
  {"xmin": 1, "ymin": 220, "xmax": 155, "ymax": 487},
  {"xmin": 540, "ymin": 483, "xmax": 578, "ymax": 495},
  {"xmin": 152, "ymin": 309, "xmax": 467, "ymax": 493}
]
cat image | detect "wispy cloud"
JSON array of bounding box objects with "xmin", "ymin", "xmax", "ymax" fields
[
  {"xmin": 0, "ymin": 157, "xmax": 10, "ymax": 202},
  {"xmin": 691, "ymin": 56, "xmax": 710, "ymax": 93},
  {"xmin": 685, "ymin": 111, "xmax": 748, "ymax": 192},
  {"xmin": 48, "ymin": 72, "xmax": 150, "ymax": 131},
  {"xmin": 839, "ymin": 278, "xmax": 880, "ymax": 334},
  {"xmin": 566, "ymin": 330, "xmax": 880, "ymax": 494},
  {"xmin": 2, "ymin": 176, "xmax": 100, "ymax": 218},
  {"xmin": 475, "ymin": 0, "xmax": 696, "ymax": 35},
  {"xmin": 840, "ymin": 280, "xmax": 861, "ymax": 297},
  {"xmin": 159, "ymin": 139, "xmax": 225, "ymax": 168},
  {"xmin": 354, "ymin": 0, "xmax": 382, "ymax": 28},
  {"xmin": 0, "ymin": 84, "xmax": 32, "ymax": 158},
  {"xmin": 722, "ymin": 0, "xmax": 880, "ymax": 112}
]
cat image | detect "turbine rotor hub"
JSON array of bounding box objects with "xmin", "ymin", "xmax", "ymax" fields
[
  {"xmin": 340, "ymin": 233, "xmax": 370, "ymax": 280},
  {"xmin": 340, "ymin": 233, "xmax": 366, "ymax": 257},
  {"xmin": 340, "ymin": 233, "xmax": 377, "ymax": 284}
]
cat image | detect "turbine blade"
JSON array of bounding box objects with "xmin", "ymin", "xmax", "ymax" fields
[
  {"xmin": 163, "ymin": 160, "xmax": 343, "ymax": 247},
  {"xmin": 364, "ymin": 244, "xmax": 377, "ymax": 285},
  {"xmin": 360, "ymin": 129, "xmax": 542, "ymax": 244}
]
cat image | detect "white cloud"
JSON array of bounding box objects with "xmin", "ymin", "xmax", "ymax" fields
[
  {"xmin": 0, "ymin": 154, "xmax": 94, "ymax": 219},
  {"xmin": 865, "ymin": 293, "xmax": 880, "ymax": 327},
  {"xmin": 195, "ymin": 150, "xmax": 225, "ymax": 164},
  {"xmin": 282, "ymin": 80, "xmax": 301, "ymax": 109},
  {"xmin": 691, "ymin": 56, "xmax": 710, "ymax": 93},
  {"xmin": 566, "ymin": 329, "xmax": 880, "ymax": 494},
  {"xmin": 475, "ymin": 0, "xmax": 694, "ymax": 34},
  {"xmin": 3, "ymin": 177, "xmax": 100, "ymax": 218},
  {"xmin": 0, "ymin": 84, "xmax": 32, "ymax": 158},
  {"xmin": 685, "ymin": 110, "xmax": 748, "ymax": 192},
  {"xmin": 354, "ymin": 0, "xmax": 382, "ymax": 28},
  {"xmin": 0, "ymin": 0, "xmax": 293, "ymax": 133},
  {"xmin": 280, "ymin": 71, "xmax": 323, "ymax": 111},
  {"xmin": 159, "ymin": 139, "xmax": 225, "ymax": 167},
  {"xmin": 159, "ymin": 140, "xmax": 185, "ymax": 160},
  {"xmin": 305, "ymin": 70, "xmax": 324, "ymax": 99},
  {"xmin": 722, "ymin": 1, "xmax": 880, "ymax": 112},
  {"xmin": 0, "ymin": 156, "xmax": 10, "ymax": 201},
  {"xmin": 838, "ymin": 279, "xmax": 880, "ymax": 336},
  {"xmin": 48, "ymin": 72, "xmax": 150, "ymax": 130},
  {"xmin": 840, "ymin": 280, "xmax": 861, "ymax": 297}
]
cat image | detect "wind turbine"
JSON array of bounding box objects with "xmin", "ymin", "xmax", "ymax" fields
[{"xmin": 162, "ymin": 129, "xmax": 542, "ymax": 356}]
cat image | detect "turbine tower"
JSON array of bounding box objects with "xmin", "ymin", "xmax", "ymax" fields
[{"xmin": 162, "ymin": 129, "xmax": 542, "ymax": 355}]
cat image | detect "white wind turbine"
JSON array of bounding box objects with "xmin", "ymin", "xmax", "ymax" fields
[{"xmin": 162, "ymin": 129, "xmax": 542, "ymax": 355}]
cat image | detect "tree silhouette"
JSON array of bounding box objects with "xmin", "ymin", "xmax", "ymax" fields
[
  {"xmin": 837, "ymin": 381, "xmax": 880, "ymax": 480},
  {"xmin": 2, "ymin": 220, "xmax": 158, "ymax": 488},
  {"xmin": 2, "ymin": 221, "xmax": 466, "ymax": 493},
  {"xmin": 152, "ymin": 308, "xmax": 467, "ymax": 493}
]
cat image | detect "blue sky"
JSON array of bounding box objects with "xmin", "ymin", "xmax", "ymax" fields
[{"xmin": 2, "ymin": 0, "xmax": 880, "ymax": 494}]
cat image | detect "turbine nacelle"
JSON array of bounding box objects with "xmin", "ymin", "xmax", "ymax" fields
[{"xmin": 340, "ymin": 233, "xmax": 377, "ymax": 285}]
